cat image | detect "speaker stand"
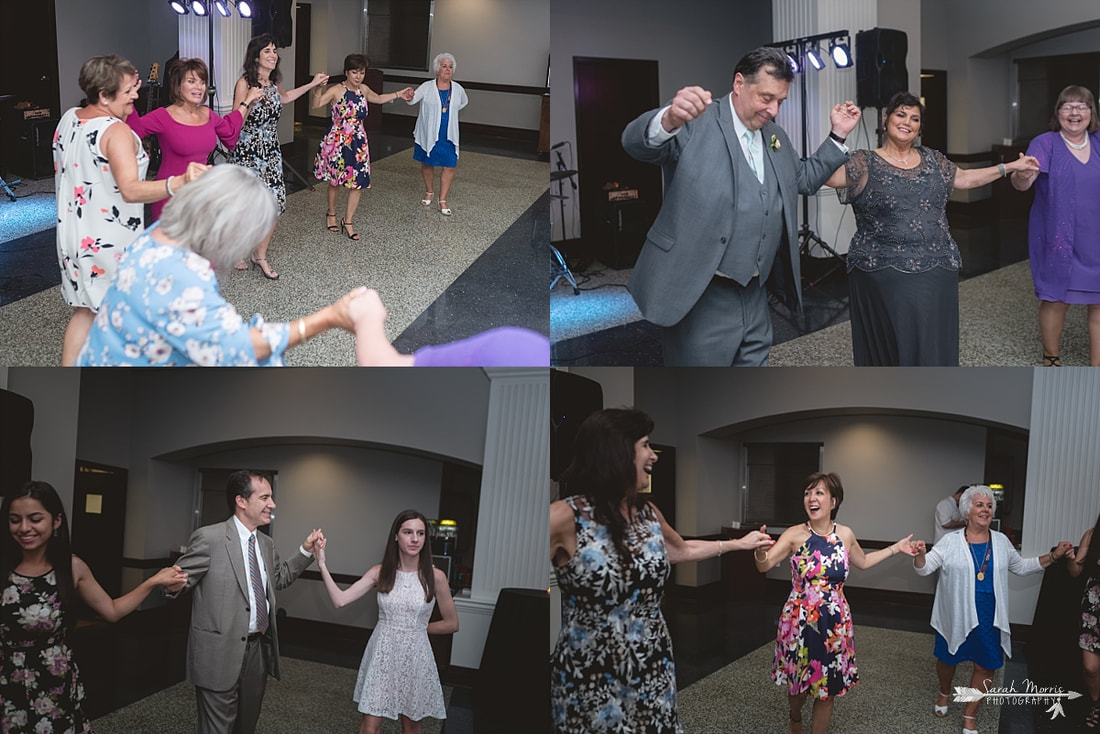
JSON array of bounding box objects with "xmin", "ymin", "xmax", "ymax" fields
[{"xmin": 0, "ymin": 173, "xmax": 19, "ymax": 202}]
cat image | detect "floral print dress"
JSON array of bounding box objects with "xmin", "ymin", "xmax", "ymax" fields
[
  {"xmin": 229, "ymin": 83, "xmax": 285, "ymax": 214},
  {"xmin": 53, "ymin": 108, "xmax": 149, "ymax": 310},
  {"xmin": 1082, "ymin": 560, "xmax": 1100, "ymax": 653},
  {"xmin": 551, "ymin": 496, "xmax": 681, "ymax": 734},
  {"xmin": 772, "ymin": 523, "xmax": 859, "ymax": 699},
  {"xmin": 0, "ymin": 570, "xmax": 92, "ymax": 734},
  {"xmin": 313, "ymin": 85, "xmax": 371, "ymax": 189}
]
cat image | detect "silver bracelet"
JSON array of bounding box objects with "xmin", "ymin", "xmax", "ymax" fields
[
  {"xmin": 997, "ymin": 163, "xmax": 1006, "ymax": 178},
  {"xmin": 165, "ymin": 176, "xmax": 175, "ymax": 198}
]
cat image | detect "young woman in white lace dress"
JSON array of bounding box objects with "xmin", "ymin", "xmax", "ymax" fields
[{"xmin": 316, "ymin": 509, "xmax": 458, "ymax": 734}]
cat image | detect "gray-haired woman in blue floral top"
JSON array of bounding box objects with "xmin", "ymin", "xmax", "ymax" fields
[
  {"xmin": 1, "ymin": 482, "xmax": 187, "ymax": 732},
  {"xmin": 549, "ymin": 409, "xmax": 772, "ymax": 733}
]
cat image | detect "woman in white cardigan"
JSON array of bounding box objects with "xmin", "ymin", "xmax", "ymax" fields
[
  {"xmin": 407, "ymin": 52, "xmax": 469, "ymax": 216},
  {"xmin": 914, "ymin": 485, "xmax": 1073, "ymax": 734}
]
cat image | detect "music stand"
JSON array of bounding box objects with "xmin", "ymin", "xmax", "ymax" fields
[
  {"xmin": 0, "ymin": 94, "xmax": 22, "ymax": 202},
  {"xmin": 550, "ymin": 167, "xmax": 579, "ymax": 294}
]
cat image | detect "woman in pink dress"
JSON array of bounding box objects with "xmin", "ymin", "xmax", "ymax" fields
[{"xmin": 126, "ymin": 58, "xmax": 263, "ymax": 222}]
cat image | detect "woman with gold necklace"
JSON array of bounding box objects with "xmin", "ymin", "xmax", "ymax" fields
[
  {"xmin": 1011, "ymin": 86, "xmax": 1100, "ymax": 366},
  {"xmin": 914, "ymin": 485, "xmax": 1072, "ymax": 734},
  {"xmin": 825, "ymin": 91, "xmax": 1040, "ymax": 366}
]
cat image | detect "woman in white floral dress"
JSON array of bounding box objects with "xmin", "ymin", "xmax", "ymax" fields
[
  {"xmin": 53, "ymin": 55, "xmax": 205, "ymax": 364},
  {"xmin": 316, "ymin": 510, "xmax": 458, "ymax": 734},
  {"xmin": 0, "ymin": 481, "xmax": 186, "ymax": 733}
]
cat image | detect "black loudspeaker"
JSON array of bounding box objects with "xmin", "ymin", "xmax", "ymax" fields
[
  {"xmin": 0, "ymin": 389, "xmax": 35, "ymax": 499},
  {"xmin": 599, "ymin": 198, "xmax": 645, "ymax": 269},
  {"xmin": 856, "ymin": 28, "xmax": 909, "ymax": 109},
  {"xmin": 550, "ymin": 370, "xmax": 603, "ymax": 481},
  {"xmin": 270, "ymin": 0, "xmax": 293, "ymax": 48},
  {"xmin": 9, "ymin": 117, "xmax": 56, "ymax": 180},
  {"xmin": 473, "ymin": 588, "xmax": 550, "ymax": 734}
]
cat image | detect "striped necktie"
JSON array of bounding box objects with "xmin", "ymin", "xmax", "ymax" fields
[
  {"xmin": 743, "ymin": 130, "xmax": 763, "ymax": 184},
  {"xmin": 248, "ymin": 534, "xmax": 269, "ymax": 635}
]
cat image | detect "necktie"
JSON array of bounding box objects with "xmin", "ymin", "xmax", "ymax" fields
[
  {"xmin": 248, "ymin": 534, "xmax": 269, "ymax": 635},
  {"xmin": 743, "ymin": 130, "xmax": 762, "ymax": 184}
]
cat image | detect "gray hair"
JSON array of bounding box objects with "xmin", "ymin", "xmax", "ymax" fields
[
  {"xmin": 158, "ymin": 165, "xmax": 277, "ymax": 271},
  {"xmin": 432, "ymin": 52, "xmax": 456, "ymax": 76},
  {"xmin": 959, "ymin": 485, "xmax": 997, "ymax": 519}
]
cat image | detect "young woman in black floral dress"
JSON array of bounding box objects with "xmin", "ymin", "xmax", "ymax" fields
[
  {"xmin": 549, "ymin": 408, "xmax": 773, "ymax": 733},
  {"xmin": 0, "ymin": 481, "xmax": 187, "ymax": 732},
  {"xmin": 1068, "ymin": 511, "xmax": 1100, "ymax": 728}
]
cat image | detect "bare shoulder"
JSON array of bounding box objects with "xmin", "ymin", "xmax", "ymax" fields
[
  {"xmin": 432, "ymin": 566, "xmax": 449, "ymax": 584},
  {"xmin": 367, "ymin": 563, "xmax": 382, "ymax": 579},
  {"xmin": 70, "ymin": 554, "xmax": 90, "ymax": 579}
]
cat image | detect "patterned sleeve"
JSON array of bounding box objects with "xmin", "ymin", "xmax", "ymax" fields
[
  {"xmin": 931, "ymin": 148, "xmax": 958, "ymax": 192},
  {"xmin": 837, "ymin": 148, "xmax": 869, "ymax": 205},
  {"xmin": 213, "ymin": 110, "xmax": 244, "ymax": 151}
]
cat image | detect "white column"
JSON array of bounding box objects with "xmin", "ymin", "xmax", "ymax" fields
[
  {"xmin": 179, "ymin": 15, "xmax": 252, "ymax": 114},
  {"xmin": 451, "ymin": 367, "xmax": 550, "ymax": 669}
]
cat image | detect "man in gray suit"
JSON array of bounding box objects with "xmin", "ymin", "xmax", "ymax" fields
[
  {"xmin": 622, "ymin": 46, "xmax": 861, "ymax": 366},
  {"xmin": 170, "ymin": 470, "xmax": 322, "ymax": 734}
]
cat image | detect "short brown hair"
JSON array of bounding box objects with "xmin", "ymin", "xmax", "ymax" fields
[
  {"xmin": 78, "ymin": 55, "xmax": 139, "ymax": 104},
  {"xmin": 166, "ymin": 58, "xmax": 209, "ymax": 105},
  {"xmin": 803, "ymin": 472, "xmax": 844, "ymax": 520},
  {"xmin": 1051, "ymin": 85, "xmax": 1099, "ymax": 134},
  {"xmin": 344, "ymin": 54, "xmax": 368, "ymax": 73}
]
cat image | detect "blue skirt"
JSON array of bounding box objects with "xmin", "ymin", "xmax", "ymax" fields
[
  {"xmin": 413, "ymin": 139, "xmax": 458, "ymax": 168},
  {"xmin": 934, "ymin": 590, "xmax": 1003, "ymax": 670}
]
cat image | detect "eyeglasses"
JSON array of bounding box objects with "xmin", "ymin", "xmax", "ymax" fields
[{"xmin": 1060, "ymin": 104, "xmax": 1091, "ymax": 114}]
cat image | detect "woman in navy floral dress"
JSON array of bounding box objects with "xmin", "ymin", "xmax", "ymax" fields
[
  {"xmin": 549, "ymin": 409, "xmax": 772, "ymax": 733},
  {"xmin": 311, "ymin": 54, "xmax": 412, "ymax": 241},
  {"xmin": 1068, "ymin": 511, "xmax": 1100, "ymax": 728},
  {"xmin": 0, "ymin": 482, "xmax": 187, "ymax": 733},
  {"xmin": 755, "ymin": 473, "xmax": 921, "ymax": 734}
]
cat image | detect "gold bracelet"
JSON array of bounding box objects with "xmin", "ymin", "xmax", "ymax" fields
[
  {"xmin": 297, "ymin": 318, "xmax": 307, "ymax": 343},
  {"xmin": 754, "ymin": 549, "xmax": 768, "ymax": 563}
]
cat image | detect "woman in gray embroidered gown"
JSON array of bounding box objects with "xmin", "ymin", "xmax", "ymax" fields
[{"xmin": 825, "ymin": 91, "xmax": 1039, "ymax": 366}]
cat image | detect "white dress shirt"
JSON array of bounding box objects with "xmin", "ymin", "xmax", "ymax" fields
[{"xmin": 232, "ymin": 515, "xmax": 269, "ymax": 635}]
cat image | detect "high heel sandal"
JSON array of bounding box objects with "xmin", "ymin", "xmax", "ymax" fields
[
  {"xmin": 1086, "ymin": 699, "xmax": 1100, "ymax": 728},
  {"xmin": 439, "ymin": 199, "xmax": 452, "ymax": 216},
  {"xmin": 251, "ymin": 256, "xmax": 279, "ymax": 280},
  {"xmin": 935, "ymin": 690, "xmax": 950, "ymax": 717},
  {"xmin": 962, "ymin": 713, "xmax": 978, "ymax": 734},
  {"xmin": 325, "ymin": 211, "xmax": 339, "ymax": 232},
  {"xmin": 1042, "ymin": 354, "xmax": 1061, "ymax": 366},
  {"xmin": 421, "ymin": 191, "xmax": 434, "ymax": 206},
  {"xmin": 340, "ymin": 218, "xmax": 360, "ymax": 241}
]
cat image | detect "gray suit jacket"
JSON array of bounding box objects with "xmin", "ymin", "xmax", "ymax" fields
[
  {"xmin": 169, "ymin": 518, "xmax": 313, "ymax": 691},
  {"xmin": 621, "ymin": 94, "xmax": 847, "ymax": 326}
]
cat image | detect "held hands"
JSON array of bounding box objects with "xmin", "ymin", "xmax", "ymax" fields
[
  {"xmin": 891, "ymin": 534, "xmax": 923, "ymax": 557},
  {"xmin": 348, "ymin": 288, "xmax": 388, "ymax": 334},
  {"xmin": 315, "ymin": 536, "xmax": 327, "ymax": 565},
  {"xmin": 1008, "ymin": 152, "xmax": 1040, "ymax": 178},
  {"xmin": 1051, "ymin": 540, "xmax": 1074, "ymax": 561},
  {"xmin": 153, "ymin": 564, "xmax": 188, "ymax": 592},
  {"xmin": 327, "ymin": 286, "xmax": 372, "ymax": 331},
  {"xmin": 312, "ymin": 72, "xmax": 331, "ymax": 88},
  {"xmin": 829, "ymin": 101, "xmax": 861, "ymax": 138},
  {"xmin": 910, "ymin": 538, "xmax": 928, "ymax": 556},
  {"xmin": 243, "ymin": 86, "xmax": 264, "ymax": 107},
  {"xmin": 181, "ymin": 161, "xmax": 210, "ymax": 185},
  {"xmin": 741, "ymin": 525, "xmax": 775, "ymax": 551},
  {"xmin": 303, "ymin": 528, "xmax": 325, "ymax": 554},
  {"xmin": 662, "ymin": 86, "xmax": 713, "ymax": 132},
  {"xmin": 397, "ymin": 87, "xmax": 415, "ymax": 102}
]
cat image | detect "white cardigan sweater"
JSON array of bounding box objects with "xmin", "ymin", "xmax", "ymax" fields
[
  {"xmin": 407, "ymin": 80, "xmax": 469, "ymax": 158},
  {"xmin": 914, "ymin": 529, "xmax": 1044, "ymax": 657}
]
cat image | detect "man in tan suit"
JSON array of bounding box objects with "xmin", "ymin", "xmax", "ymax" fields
[{"xmin": 170, "ymin": 470, "xmax": 322, "ymax": 734}]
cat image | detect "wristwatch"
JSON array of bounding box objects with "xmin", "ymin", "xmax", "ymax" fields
[{"xmin": 828, "ymin": 131, "xmax": 847, "ymax": 144}]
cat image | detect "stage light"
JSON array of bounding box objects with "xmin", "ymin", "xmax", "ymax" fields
[
  {"xmin": 236, "ymin": 0, "xmax": 252, "ymax": 17},
  {"xmin": 830, "ymin": 38, "xmax": 852, "ymax": 68},
  {"xmin": 806, "ymin": 46, "xmax": 824, "ymax": 71},
  {"xmin": 169, "ymin": 0, "xmax": 188, "ymax": 14},
  {"xmin": 214, "ymin": 0, "xmax": 230, "ymax": 16},
  {"xmin": 191, "ymin": 0, "xmax": 208, "ymax": 16},
  {"xmin": 785, "ymin": 51, "xmax": 800, "ymax": 74}
]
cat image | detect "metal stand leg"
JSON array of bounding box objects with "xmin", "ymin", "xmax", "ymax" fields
[
  {"xmin": 551, "ymin": 244, "xmax": 580, "ymax": 295},
  {"xmin": 0, "ymin": 174, "xmax": 20, "ymax": 202}
]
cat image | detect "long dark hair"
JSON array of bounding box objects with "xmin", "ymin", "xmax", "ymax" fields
[
  {"xmin": 1083, "ymin": 510, "xmax": 1100, "ymax": 579},
  {"xmin": 1, "ymin": 481, "xmax": 77, "ymax": 617},
  {"xmin": 242, "ymin": 34, "xmax": 281, "ymax": 87},
  {"xmin": 375, "ymin": 509, "xmax": 436, "ymax": 602},
  {"xmin": 560, "ymin": 408, "xmax": 654, "ymax": 560}
]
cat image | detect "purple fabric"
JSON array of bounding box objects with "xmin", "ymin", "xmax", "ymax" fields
[
  {"xmin": 127, "ymin": 107, "xmax": 244, "ymax": 221},
  {"xmin": 1025, "ymin": 130, "xmax": 1100, "ymax": 303},
  {"xmin": 412, "ymin": 327, "xmax": 549, "ymax": 366}
]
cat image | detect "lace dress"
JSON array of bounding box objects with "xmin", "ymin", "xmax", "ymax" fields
[
  {"xmin": 771, "ymin": 524, "xmax": 859, "ymax": 699},
  {"xmin": 53, "ymin": 109, "xmax": 149, "ymax": 310},
  {"xmin": 0, "ymin": 570, "xmax": 92, "ymax": 734},
  {"xmin": 353, "ymin": 570, "xmax": 445, "ymax": 721},
  {"xmin": 229, "ymin": 83, "xmax": 285, "ymax": 214},
  {"xmin": 551, "ymin": 497, "xmax": 681, "ymax": 733},
  {"xmin": 838, "ymin": 147, "xmax": 961, "ymax": 366},
  {"xmin": 313, "ymin": 85, "xmax": 371, "ymax": 189}
]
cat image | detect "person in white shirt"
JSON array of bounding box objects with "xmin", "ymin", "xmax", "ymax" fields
[
  {"xmin": 913, "ymin": 485, "xmax": 1072, "ymax": 734},
  {"xmin": 934, "ymin": 487, "xmax": 967, "ymax": 543}
]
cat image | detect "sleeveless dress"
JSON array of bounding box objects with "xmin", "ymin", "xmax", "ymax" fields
[
  {"xmin": 0, "ymin": 570, "xmax": 92, "ymax": 734},
  {"xmin": 551, "ymin": 496, "xmax": 681, "ymax": 733},
  {"xmin": 229, "ymin": 83, "xmax": 285, "ymax": 214},
  {"xmin": 353, "ymin": 570, "xmax": 446, "ymax": 720},
  {"xmin": 412, "ymin": 89, "xmax": 457, "ymax": 167},
  {"xmin": 772, "ymin": 524, "xmax": 859, "ymax": 698},
  {"xmin": 53, "ymin": 108, "xmax": 149, "ymax": 310},
  {"xmin": 313, "ymin": 85, "xmax": 371, "ymax": 189}
]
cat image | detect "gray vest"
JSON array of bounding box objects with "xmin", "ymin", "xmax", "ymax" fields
[{"xmin": 717, "ymin": 143, "xmax": 786, "ymax": 285}]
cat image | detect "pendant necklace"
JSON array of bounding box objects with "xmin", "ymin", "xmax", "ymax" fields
[
  {"xmin": 1060, "ymin": 132, "xmax": 1088, "ymax": 150},
  {"xmin": 967, "ymin": 529, "xmax": 991, "ymax": 581},
  {"xmin": 885, "ymin": 147, "xmax": 911, "ymax": 165}
]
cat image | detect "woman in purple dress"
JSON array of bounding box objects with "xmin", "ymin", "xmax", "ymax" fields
[{"xmin": 1011, "ymin": 85, "xmax": 1100, "ymax": 366}]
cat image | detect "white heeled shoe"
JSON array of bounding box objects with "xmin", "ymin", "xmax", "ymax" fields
[
  {"xmin": 934, "ymin": 690, "xmax": 949, "ymax": 717},
  {"xmin": 962, "ymin": 713, "xmax": 978, "ymax": 734}
]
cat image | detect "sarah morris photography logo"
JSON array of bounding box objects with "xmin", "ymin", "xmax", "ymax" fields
[{"xmin": 953, "ymin": 679, "xmax": 1082, "ymax": 720}]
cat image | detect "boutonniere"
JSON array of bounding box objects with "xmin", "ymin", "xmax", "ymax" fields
[{"xmin": 769, "ymin": 135, "xmax": 781, "ymax": 152}]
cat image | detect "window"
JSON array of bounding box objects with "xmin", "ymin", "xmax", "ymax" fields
[
  {"xmin": 363, "ymin": 0, "xmax": 434, "ymax": 71},
  {"xmin": 742, "ymin": 442, "xmax": 822, "ymax": 526}
]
